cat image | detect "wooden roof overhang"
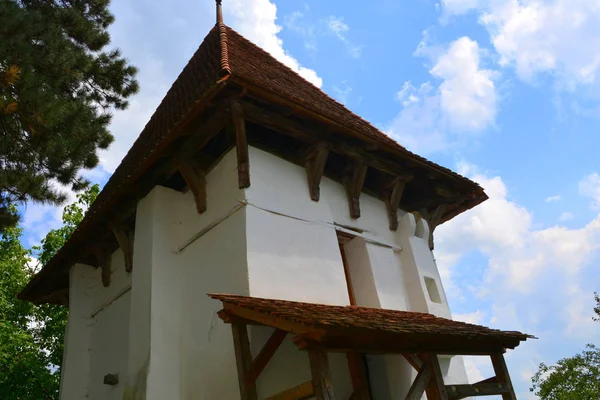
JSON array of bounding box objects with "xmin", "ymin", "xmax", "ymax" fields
[
  {"xmin": 210, "ymin": 294, "xmax": 532, "ymax": 400},
  {"xmin": 19, "ymin": 23, "xmax": 487, "ymax": 304}
]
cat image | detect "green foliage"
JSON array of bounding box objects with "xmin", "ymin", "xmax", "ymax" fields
[
  {"xmin": 531, "ymin": 293, "xmax": 600, "ymax": 399},
  {"xmin": 0, "ymin": 184, "xmax": 99, "ymax": 399},
  {"xmin": 0, "ymin": 0, "xmax": 137, "ymax": 232}
]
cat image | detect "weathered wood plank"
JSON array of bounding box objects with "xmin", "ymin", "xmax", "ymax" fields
[
  {"xmin": 344, "ymin": 161, "xmax": 368, "ymax": 219},
  {"xmin": 231, "ymin": 322, "xmax": 258, "ymax": 400},
  {"xmin": 421, "ymin": 204, "xmax": 448, "ymax": 250},
  {"xmin": 346, "ymin": 352, "xmax": 371, "ymax": 400},
  {"xmin": 245, "ymin": 329, "xmax": 288, "ymax": 387},
  {"xmin": 179, "ymin": 160, "xmax": 207, "ymax": 214},
  {"xmin": 231, "ymin": 100, "xmax": 250, "ymax": 188},
  {"xmin": 446, "ymin": 383, "xmax": 509, "ymax": 399},
  {"xmin": 305, "ymin": 144, "xmax": 329, "ymax": 201},
  {"xmin": 491, "ymin": 353, "xmax": 517, "ymax": 400},
  {"xmin": 308, "ymin": 347, "xmax": 336, "ymax": 400},
  {"xmin": 405, "ymin": 363, "xmax": 432, "ymax": 400},
  {"xmin": 264, "ymin": 381, "xmax": 314, "ymax": 400}
]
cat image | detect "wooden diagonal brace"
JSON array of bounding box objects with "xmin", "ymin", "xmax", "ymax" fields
[
  {"xmin": 230, "ymin": 100, "xmax": 250, "ymax": 189},
  {"xmin": 305, "ymin": 144, "xmax": 329, "ymax": 201},
  {"xmin": 405, "ymin": 361, "xmax": 432, "ymax": 400},
  {"xmin": 245, "ymin": 329, "xmax": 287, "ymax": 388},
  {"xmin": 343, "ymin": 161, "xmax": 368, "ymax": 219},
  {"xmin": 490, "ymin": 353, "xmax": 517, "ymax": 400},
  {"xmin": 179, "ymin": 159, "xmax": 207, "ymax": 214},
  {"xmin": 308, "ymin": 347, "xmax": 336, "ymax": 400},
  {"xmin": 109, "ymin": 221, "xmax": 134, "ymax": 273},
  {"xmin": 265, "ymin": 381, "xmax": 314, "ymax": 400}
]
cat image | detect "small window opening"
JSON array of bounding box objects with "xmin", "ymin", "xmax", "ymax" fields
[{"xmin": 424, "ymin": 277, "xmax": 442, "ymax": 304}]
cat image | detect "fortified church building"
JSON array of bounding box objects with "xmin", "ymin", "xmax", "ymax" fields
[{"xmin": 20, "ymin": 2, "xmax": 532, "ymax": 399}]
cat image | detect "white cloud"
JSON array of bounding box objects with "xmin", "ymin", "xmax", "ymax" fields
[
  {"xmin": 454, "ymin": 310, "xmax": 486, "ymax": 324},
  {"xmin": 442, "ymin": 0, "xmax": 600, "ymax": 91},
  {"xmin": 324, "ymin": 16, "xmax": 362, "ymax": 58},
  {"xmin": 332, "ymin": 83, "xmax": 353, "ymax": 105},
  {"xmin": 579, "ymin": 172, "xmax": 600, "ymax": 208},
  {"xmin": 545, "ymin": 195, "xmax": 561, "ymax": 202},
  {"xmin": 388, "ymin": 36, "xmax": 497, "ymax": 154},
  {"xmin": 559, "ymin": 211, "xmax": 574, "ymax": 221},
  {"xmin": 284, "ymin": 10, "xmax": 317, "ymax": 53}
]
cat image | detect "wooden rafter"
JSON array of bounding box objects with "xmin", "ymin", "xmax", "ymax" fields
[
  {"xmin": 93, "ymin": 247, "xmax": 111, "ymax": 287},
  {"xmin": 308, "ymin": 347, "xmax": 336, "ymax": 400},
  {"xmin": 446, "ymin": 382, "xmax": 510, "ymax": 399},
  {"xmin": 179, "ymin": 159, "xmax": 207, "ymax": 214},
  {"xmin": 231, "ymin": 322, "xmax": 258, "ymax": 400},
  {"xmin": 109, "ymin": 221, "xmax": 134, "ymax": 273},
  {"xmin": 304, "ymin": 143, "xmax": 329, "ymax": 201},
  {"xmin": 384, "ymin": 174, "xmax": 413, "ymax": 231},
  {"xmin": 230, "ymin": 100, "xmax": 250, "ymax": 188},
  {"xmin": 343, "ymin": 161, "xmax": 368, "ymax": 219}
]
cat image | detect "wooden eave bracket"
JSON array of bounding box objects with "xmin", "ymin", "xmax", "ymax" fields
[
  {"xmin": 343, "ymin": 161, "xmax": 368, "ymax": 219},
  {"xmin": 109, "ymin": 221, "xmax": 134, "ymax": 273},
  {"xmin": 178, "ymin": 159, "xmax": 207, "ymax": 214},
  {"xmin": 421, "ymin": 203, "xmax": 448, "ymax": 250},
  {"xmin": 384, "ymin": 174, "xmax": 413, "ymax": 231},
  {"xmin": 93, "ymin": 247, "xmax": 111, "ymax": 287},
  {"xmin": 305, "ymin": 143, "xmax": 329, "ymax": 201},
  {"xmin": 230, "ymin": 100, "xmax": 250, "ymax": 189}
]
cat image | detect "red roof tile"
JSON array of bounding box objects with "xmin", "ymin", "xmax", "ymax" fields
[{"xmin": 210, "ymin": 294, "xmax": 533, "ymax": 354}]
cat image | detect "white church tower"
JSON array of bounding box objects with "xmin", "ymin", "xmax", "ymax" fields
[{"xmin": 20, "ymin": 2, "xmax": 531, "ymax": 399}]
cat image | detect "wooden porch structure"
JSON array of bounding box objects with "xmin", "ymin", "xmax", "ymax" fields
[{"xmin": 210, "ymin": 294, "xmax": 533, "ymax": 400}]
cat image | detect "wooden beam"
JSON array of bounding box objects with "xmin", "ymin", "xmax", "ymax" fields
[
  {"xmin": 231, "ymin": 322, "xmax": 258, "ymax": 400},
  {"xmin": 423, "ymin": 353, "xmax": 448, "ymax": 400},
  {"xmin": 264, "ymin": 381, "xmax": 314, "ymax": 400},
  {"xmin": 344, "ymin": 161, "xmax": 368, "ymax": 219},
  {"xmin": 230, "ymin": 100, "xmax": 250, "ymax": 188},
  {"xmin": 308, "ymin": 347, "xmax": 336, "ymax": 400},
  {"xmin": 109, "ymin": 222, "xmax": 134, "ymax": 273},
  {"xmin": 384, "ymin": 175, "xmax": 413, "ymax": 231},
  {"xmin": 93, "ymin": 247, "xmax": 111, "ymax": 287},
  {"xmin": 305, "ymin": 143, "xmax": 329, "ymax": 201},
  {"xmin": 178, "ymin": 159, "xmax": 207, "ymax": 214},
  {"xmin": 178, "ymin": 108, "xmax": 228, "ymax": 161},
  {"xmin": 403, "ymin": 353, "xmax": 423, "ymax": 371},
  {"xmin": 245, "ymin": 329, "xmax": 288, "ymax": 387},
  {"xmin": 446, "ymin": 383, "xmax": 509, "ymax": 399},
  {"xmin": 405, "ymin": 363, "xmax": 432, "ymax": 400},
  {"xmin": 490, "ymin": 353, "xmax": 517, "ymax": 400}
]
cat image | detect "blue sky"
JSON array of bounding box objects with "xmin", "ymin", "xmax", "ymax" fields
[{"xmin": 19, "ymin": 0, "xmax": 600, "ymax": 397}]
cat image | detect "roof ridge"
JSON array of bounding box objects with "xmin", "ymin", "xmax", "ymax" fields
[{"xmin": 217, "ymin": 22, "xmax": 231, "ymax": 78}]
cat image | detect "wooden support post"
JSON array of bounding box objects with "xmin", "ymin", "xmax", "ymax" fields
[
  {"xmin": 490, "ymin": 353, "xmax": 517, "ymax": 400},
  {"xmin": 405, "ymin": 362, "xmax": 432, "ymax": 400},
  {"xmin": 179, "ymin": 160, "xmax": 207, "ymax": 214},
  {"xmin": 109, "ymin": 222, "xmax": 134, "ymax": 273},
  {"xmin": 93, "ymin": 247, "xmax": 111, "ymax": 287},
  {"xmin": 343, "ymin": 161, "xmax": 368, "ymax": 219},
  {"xmin": 422, "ymin": 353, "xmax": 448, "ymax": 400},
  {"xmin": 231, "ymin": 322, "xmax": 258, "ymax": 400},
  {"xmin": 264, "ymin": 381, "xmax": 314, "ymax": 400},
  {"xmin": 245, "ymin": 329, "xmax": 287, "ymax": 387},
  {"xmin": 308, "ymin": 347, "xmax": 336, "ymax": 400},
  {"xmin": 346, "ymin": 352, "xmax": 371, "ymax": 400},
  {"xmin": 384, "ymin": 175, "xmax": 412, "ymax": 231},
  {"xmin": 305, "ymin": 144, "xmax": 329, "ymax": 201},
  {"xmin": 231, "ymin": 100, "xmax": 250, "ymax": 188}
]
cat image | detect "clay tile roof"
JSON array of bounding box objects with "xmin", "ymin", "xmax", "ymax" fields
[
  {"xmin": 210, "ymin": 294, "xmax": 534, "ymax": 354},
  {"xmin": 20, "ymin": 23, "xmax": 485, "ymax": 302}
]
